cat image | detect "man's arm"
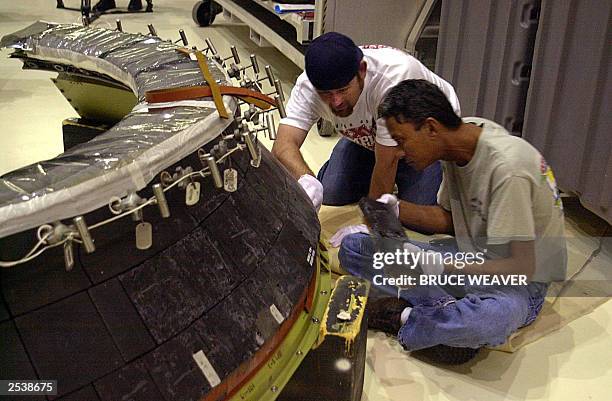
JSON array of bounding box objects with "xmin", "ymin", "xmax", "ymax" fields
[
  {"xmin": 271, "ymin": 123, "xmax": 313, "ymax": 179},
  {"xmin": 398, "ymin": 201, "xmax": 453, "ymax": 234},
  {"xmin": 368, "ymin": 143, "xmax": 401, "ymax": 199},
  {"xmin": 369, "ymin": 143, "xmax": 453, "ymax": 233}
]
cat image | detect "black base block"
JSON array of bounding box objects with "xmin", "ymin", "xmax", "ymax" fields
[{"xmin": 279, "ymin": 276, "xmax": 369, "ymax": 401}]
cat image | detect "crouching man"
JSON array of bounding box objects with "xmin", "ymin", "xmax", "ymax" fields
[{"xmin": 336, "ymin": 80, "xmax": 567, "ymax": 363}]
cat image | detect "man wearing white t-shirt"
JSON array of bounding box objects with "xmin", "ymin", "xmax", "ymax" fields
[{"xmin": 271, "ymin": 32, "xmax": 460, "ymax": 212}]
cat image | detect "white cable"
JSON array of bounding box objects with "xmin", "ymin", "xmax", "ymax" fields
[
  {"xmin": 24, "ymin": 224, "xmax": 55, "ymax": 259},
  {"xmin": 90, "ymin": 144, "xmax": 244, "ymax": 230},
  {"xmin": 90, "ymin": 197, "xmax": 155, "ymax": 230},
  {"xmin": 1, "ymin": 144, "xmax": 245, "ymax": 267},
  {"xmin": 0, "ymin": 234, "xmax": 81, "ymax": 268}
]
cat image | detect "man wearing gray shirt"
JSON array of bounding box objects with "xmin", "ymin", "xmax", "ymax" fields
[{"xmin": 335, "ymin": 80, "xmax": 567, "ymax": 364}]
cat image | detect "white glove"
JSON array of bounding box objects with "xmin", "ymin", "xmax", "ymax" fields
[
  {"xmin": 403, "ymin": 242, "xmax": 445, "ymax": 275},
  {"xmin": 298, "ymin": 174, "xmax": 323, "ymax": 212},
  {"xmin": 329, "ymin": 224, "xmax": 369, "ymax": 247},
  {"xmin": 376, "ymin": 193, "xmax": 400, "ymax": 218}
]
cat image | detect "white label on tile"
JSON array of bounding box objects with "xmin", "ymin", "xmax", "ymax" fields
[
  {"xmin": 135, "ymin": 222, "xmax": 152, "ymax": 250},
  {"xmin": 223, "ymin": 168, "xmax": 238, "ymax": 192},
  {"xmin": 185, "ymin": 181, "xmax": 201, "ymax": 206},
  {"xmin": 193, "ymin": 350, "xmax": 221, "ymax": 388},
  {"xmin": 270, "ymin": 304, "xmax": 284, "ymax": 324},
  {"xmin": 63, "ymin": 241, "xmax": 74, "ymax": 271}
]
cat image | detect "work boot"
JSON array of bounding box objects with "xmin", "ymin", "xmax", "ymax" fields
[
  {"xmin": 416, "ymin": 344, "xmax": 481, "ymax": 365},
  {"xmin": 128, "ymin": 0, "xmax": 143, "ymax": 11},
  {"xmin": 92, "ymin": 0, "xmax": 116, "ymax": 13},
  {"xmin": 367, "ymin": 297, "xmax": 410, "ymax": 335}
]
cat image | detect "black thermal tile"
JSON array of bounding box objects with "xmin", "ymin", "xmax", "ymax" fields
[
  {"xmin": 1, "ymin": 242, "xmax": 91, "ymax": 316},
  {"xmin": 15, "ymin": 292, "xmax": 123, "ymax": 397},
  {"xmin": 89, "ymin": 278, "xmax": 156, "ymax": 362},
  {"xmin": 55, "ymin": 385, "xmax": 101, "ymax": 401},
  {"xmin": 95, "ymin": 360, "xmax": 164, "ymax": 401},
  {"xmin": 0, "ymin": 321, "xmax": 38, "ymax": 381},
  {"xmin": 143, "ymin": 326, "xmax": 212, "ymax": 401}
]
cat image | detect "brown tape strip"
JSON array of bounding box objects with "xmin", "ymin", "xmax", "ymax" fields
[
  {"xmin": 145, "ymin": 85, "xmax": 275, "ymax": 109},
  {"xmin": 171, "ymin": 47, "xmax": 274, "ymax": 113},
  {"xmin": 194, "ymin": 50, "xmax": 229, "ymax": 119}
]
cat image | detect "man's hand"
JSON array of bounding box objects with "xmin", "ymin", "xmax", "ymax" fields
[
  {"xmin": 376, "ymin": 193, "xmax": 400, "ymax": 218},
  {"xmin": 298, "ymin": 174, "xmax": 323, "ymax": 211},
  {"xmin": 329, "ymin": 224, "xmax": 369, "ymax": 247},
  {"xmin": 330, "ymin": 195, "xmax": 398, "ymax": 247}
]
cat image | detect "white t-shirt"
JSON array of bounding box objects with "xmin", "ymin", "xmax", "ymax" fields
[
  {"xmin": 280, "ymin": 46, "xmax": 461, "ymax": 150},
  {"xmin": 437, "ymin": 117, "xmax": 567, "ymax": 282}
]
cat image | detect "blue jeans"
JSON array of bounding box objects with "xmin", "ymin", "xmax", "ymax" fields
[
  {"xmin": 338, "ymin": 233, "xmax": 549, "ymax": 350},
  {"xmin": 317, "ymin": 138, "xmax": 442, "ymax": 206}
]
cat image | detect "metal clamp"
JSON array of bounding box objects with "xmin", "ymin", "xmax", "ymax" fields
[
  {"xmin": 152, "ymin": 184, "xmax": 170, "ymax": 218},
  {"xmin": 200, "ymin": 153, "xmax": 223, "ymax": 188}
]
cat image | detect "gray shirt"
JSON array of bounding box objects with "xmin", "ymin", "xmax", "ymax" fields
[{"xmin": 437, "ymin": 117, "xmax": 567, "ymax": 282}]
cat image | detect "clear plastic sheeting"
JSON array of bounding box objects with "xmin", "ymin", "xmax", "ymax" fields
[
  {"xmin": 3, "ymin": 22, "xmax": 147, "ymax": 58},
  {"xmin": 102, "ymin": 40, "xmax": 195, "ymax": 75},
  {"xmin": 0, "ymin": 21, "xmax": 58, "ymax": 50},
  {"xmin": 135, "ymin": 64, "xmax": 227, "ymax": 103},
  {"xmin": 1, "ymin": 22, "xmax": 229, "ymax": 98},
  {"xmin": 0, "ymin": 22, "xmax": 235, "ymax": 238},
  {"xmin": 40, "ymin": 26, "xmax": 146, "ymax": 58},
  {"xmin": 0, "ymin": 106, "xmax": 217, "ymax": 206}
]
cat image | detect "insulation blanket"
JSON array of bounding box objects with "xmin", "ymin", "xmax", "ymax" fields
[{"xmin": 0, "ymin": 22, "xmax": 235, "ymax": 238}]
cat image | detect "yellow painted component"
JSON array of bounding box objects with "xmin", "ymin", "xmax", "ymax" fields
[
  {"xmin": 176, "ymin": 47, "xmax": 272, "ymax": 113},
  {"xmin": 194, "ymin": 50, "xmax": 229, "ymax": 119},
  {"xmin": 318, "ymin": 276, "xmax": 369, "ymax": 354}
]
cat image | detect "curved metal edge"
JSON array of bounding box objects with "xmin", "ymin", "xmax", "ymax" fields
[{"xmin": 221, "ymin": 239, "xmax": 333, "ymax": 401}]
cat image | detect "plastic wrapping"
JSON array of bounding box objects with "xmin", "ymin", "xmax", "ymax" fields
[
  {"xmin": 135, "ymin": 64, "xmax": 227, "ymax": 102},
  {"xmin": 103, "ymin": 40, "xmax": 193, "ymax": 74},
  {"xmin": 41, "ymin": 26, "xmax": 147, "ymax": 58},
  {"xmin": 2, "ymin": 22, "xmax": 229, "ymax": 100},
  {"xmin": 0, "ymin": 21, "xmax": 58, "ymax": 50},
  {"xmin": 0, "ymin": 22, "xmax": 235, "ymax": 238}
]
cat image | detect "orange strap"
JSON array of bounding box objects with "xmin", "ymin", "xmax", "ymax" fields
[{"xmin": 145, "ymin": 85, "xmax": 276, "ymax": 110}]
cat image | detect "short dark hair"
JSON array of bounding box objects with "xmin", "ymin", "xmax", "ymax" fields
[{"xmin": 378, "ymin": 79, "xmax": 461, "ymax": 129}]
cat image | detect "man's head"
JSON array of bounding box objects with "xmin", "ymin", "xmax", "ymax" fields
[
  {"xmin": 378, "ymin": 79, "xmax": 462, "ymax": 170},
  {"xmin": 305, "ymin": 32, "xmax": 366, "ymax": 117}
]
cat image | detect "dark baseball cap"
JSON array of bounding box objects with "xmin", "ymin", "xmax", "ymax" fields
[{"xmin": 305, "ymin": 32, "xmax": 364, "ymax": 90}]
